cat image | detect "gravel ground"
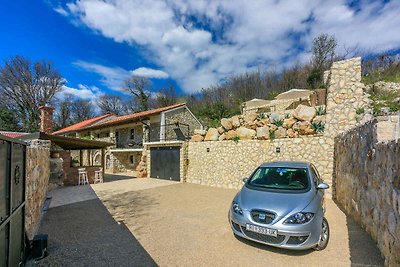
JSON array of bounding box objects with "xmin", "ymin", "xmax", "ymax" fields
[{"xmin": 32, "ymin": 178, "xmax": 384, "ymax": 267}]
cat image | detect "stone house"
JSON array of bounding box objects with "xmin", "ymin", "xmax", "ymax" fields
[{"xmin": 52, "ymin": 103, "xmax": 202, "ymax": 176}]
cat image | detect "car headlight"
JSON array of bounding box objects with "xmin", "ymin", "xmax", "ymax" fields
[
  {"xmin": 232, "ymin": 201, "xmax": 243, "ymax": 215},
  {"xmin": 284, "ymin": 212, "xmax": 314, "ymax": 224}
]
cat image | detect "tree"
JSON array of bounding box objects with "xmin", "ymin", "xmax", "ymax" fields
[
  {"xmin": 153, "ymin": 85, "xmax": 177, "ymax": 108},
  {"xmin": 54, "ymin": 94, "xmax": 74, "ymax": 130},
  {"xmin": 311, "ymin": 33, "xmax": 337, "ymax": 70},
  {"xmin": 0, "ymin": 55, "xmax": 65, "ymax": 132},
  {"xmin": 123, "ymin": 76, "xmax": 152, "ymax": 112},
  {"xmin": 71, "ymin": 99, "xmax": 95, "ymax": 122},
  {"xmin": 98, "ymin": 94, "xmax": 125, "ymax": 115},
  {"xmin": 307, "ymin": 34, "xmax": 337, "ymax": 89}
]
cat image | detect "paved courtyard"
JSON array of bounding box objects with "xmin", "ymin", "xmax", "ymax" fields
[{"xmin": 33, "ymin": 176, "xmax": 384, "ymax": 267}]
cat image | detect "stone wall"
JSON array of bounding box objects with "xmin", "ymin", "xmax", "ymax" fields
[
  {"xmin": 186, "ymin": 137, "xmax": 334, "ymax": 190},
  {"xmin": 165, "ymin": 107, "xmax": 203, "ymax": 136},
  {"xmin": 333, "ymin": 120, "xmax": 400, "ymax": 266},
  {"xmin": 25, "ymin": 140, "xmax": 51, "ymax": 240},
  {"xmin": 376, "ymin": 115, "xmax": 400, "ymax": 141},
  {"xmin": 324, "ymin": 57, "xmax": 371, "ymax": 137},
  {"xmin": 366, "ymin": 81, "xmax": 400, "ymax": 94}
]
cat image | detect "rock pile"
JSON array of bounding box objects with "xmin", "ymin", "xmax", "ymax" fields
[{"xmin": 191, "ymin": 104, "xmax": 326, "ymax": 142}]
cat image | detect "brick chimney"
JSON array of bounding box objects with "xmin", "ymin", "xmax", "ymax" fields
[{"xmin": 39, "ymin": 106, "xmax": 55, "ymax": 134}]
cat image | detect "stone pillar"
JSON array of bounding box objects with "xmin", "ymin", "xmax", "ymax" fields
[
  {"xmin": 39, "ymin": 106, "xmax": 54, "ymax": 133},
  {"xmin": 324, "ymin": 57, "xmax": 371, "ymax": 137}
]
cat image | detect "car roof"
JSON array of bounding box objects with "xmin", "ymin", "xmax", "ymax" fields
[{"xmin": 259, "ymin": 161, "xmax": 311, "ymax": 169}]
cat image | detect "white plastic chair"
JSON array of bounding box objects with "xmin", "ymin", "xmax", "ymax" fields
[
  {"xmin": 94, "ymin": 167, "xmax": 103, "ymax": 184},
  {"xmin": 78, "ymin": 168, "xmax": 89, "ymax": 185}
]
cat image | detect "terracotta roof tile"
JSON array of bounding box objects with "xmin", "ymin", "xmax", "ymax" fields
[
  {"xmin": 52, "ymin": 113, "xmax": 115, "ymax": 135},
  {"xmin": 0, "ymin": 131, "xmax": 28, "ymax": 138},
  {"xmin": 82, "ymin": 103, "xmax": 186, "ymax": 130}
]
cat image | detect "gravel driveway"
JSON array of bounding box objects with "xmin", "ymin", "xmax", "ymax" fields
[{"xmin": 34, "ymin": 177, "xmax": 384, "ymax": 267}]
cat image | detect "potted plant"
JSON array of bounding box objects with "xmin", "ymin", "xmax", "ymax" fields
[{"xmin": 71, "ymin": 159, "xmax": 80, "ymax": 167}]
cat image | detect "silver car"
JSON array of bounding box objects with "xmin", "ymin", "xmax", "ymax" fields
[{"xmin": 229, "ymin": 161, "xmax": 330, "ymax": 250}]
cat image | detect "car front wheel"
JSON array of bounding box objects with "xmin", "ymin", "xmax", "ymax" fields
[{"xmin": 314, "ymin": 217, "xmax": 329, "ymax": 251}]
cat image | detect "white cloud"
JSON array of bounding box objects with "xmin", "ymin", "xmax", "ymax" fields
[
  {"xmin": 73, "ymin": 60, "xmax": 130, "ymax": 92},
  {"xmin": 63, "ymin": 0, "xmax": 400, "ymax": 93},
  {"xmin": 130, "ymin": 67, "xmax": 169, "ymax": 79},
  {"xmin": 58, "ymin": 84, "xmax": 102, "ymax": 100},
  {"xmin": 54, "ymin": 6, "xmax": 69, "ymax": 16}
]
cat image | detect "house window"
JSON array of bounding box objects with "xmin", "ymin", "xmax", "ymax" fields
[
  {"xmin": 106, "ymin": 132, "xmax": 110, "ymax": 137},
  {"xmin": 130, "ymin": 129, "xmax": 135, "ymax": 139},
  {"xmin": 130, "ymin": 155, "xmax": 134, "ymax": 164},
  {"xmin": 97, "ymin": 133, "xmax": 100, "ymax": 138}
]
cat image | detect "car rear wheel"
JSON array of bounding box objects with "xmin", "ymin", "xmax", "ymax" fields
[{"xmin": 314, "ymin": 217, "xmax": 329, "ymax": 251}]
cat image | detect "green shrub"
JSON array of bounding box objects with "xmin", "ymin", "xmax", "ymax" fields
[
  {"xmin": 232, "ymin": 135, "xmax": 240, "ymax": 143},
  {"xmin": 311, "ymin": 121, "xmax": 325, "ymax": 133},
  {"xmin": 355, "ymin": 107, "xmax": 365, "ymax": 115},
  {"xmin": 269, "ymin": 131, "xmax": 275, "ymax": 140},
  {"xmin": 315, "ymin": 106, "xmax": 326, "ymax": 116},
  {"xmin": 284, "ymin": 113, "xmax": 290, "ymax": 119}
]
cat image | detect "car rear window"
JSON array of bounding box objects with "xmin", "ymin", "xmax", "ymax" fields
[{"xmin": 247, "ymin": 167, "xmax": 309, "ymax": 191}]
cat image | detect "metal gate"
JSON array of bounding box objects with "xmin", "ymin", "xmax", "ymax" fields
[
  {"xmin": 150, "ymin": 146, "xmax": 180, "ymax": 181},
  {"xmin": 0, "ymin": 135, "xmax": 26, "ymax": 267}
]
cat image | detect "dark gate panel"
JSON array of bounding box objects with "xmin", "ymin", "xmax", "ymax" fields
[
  {"xmin": 0, "ymin": 136, "xmax": 26, "ymax": 267},
  {"xmin": 150, "ymin": 146, "xmax": 180, "ymax": 181}
]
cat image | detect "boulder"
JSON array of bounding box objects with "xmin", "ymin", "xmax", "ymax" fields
[
  {"xmin": 191, "ymin": 134, "xmax": 204, "ymax": 142},
  {"xmin": 217, "ymin": 126, "xmax": 225, "ymax": 134},
  {"xmin": 283, "ymin": 117, "xmax": 297, "ymax": 128},
  {"xmin": 313, "ymin": 115, "xmax": 326, "ymax": 123},
  {"xmin": 293, "ymin": 104, "xmax": 316, "ymax": 121},
  {"xmin": 269, "ymin": 124, "xmax": 278, "ymax": 132},
  {"xmin": 287, "ymin": 128, "xmax": 298, "ymax": 138},
  {"xmin": 295, "ymin": 121, "xmax": 315, "ymax": 135},
  {"xmin": 236, "ymin": 127, "xmax": 256, "ymax": 140},
  {"xmin": 204, "ymin": 128, "xmax": 219, "ymax": 141},
  {"xmin": 275, "ymin": 127, "xmax": 287, "ymax": 139},
  {"xmin": 269, "ymin": 113, "xmax": 281, "ymax": 123},
  {"xmin": 231, "ymin": 115, "xmax": 241, "ymax": 128},
  {"xmin": 244, "ymin": 112, "xmax": 258, "ymax": 124},
  {"xmin": 225, "ymin": 130, "xmax": 238, "ymax": 140},
  {"xmin": 221, "ymin": 118, "xmax": 233, "ymax": 130},
  {"xmin": 256, "ymin": 125, "xmax": 270, "ymax": 140},
  {"xmin": 194, "ymin": 129, "xmax": 206, "ymax": 136},
  {"xmin": 218, "ymin": 133, "xmax": 226, "ymax": 141}
]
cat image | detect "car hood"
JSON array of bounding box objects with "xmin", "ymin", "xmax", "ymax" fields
[{"xmin": 238, "ymin": 186, "xmax": 315, "ymax": 218}]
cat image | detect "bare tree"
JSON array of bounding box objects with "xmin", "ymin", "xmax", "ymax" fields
[
  {"xmin": 98, "ymin": 94, "xmax": 125, "ymax": 115},
  {"xmin": 123, "ymin": 76, "xmax": 152, "ymax": 111},
  {"xmin": 0, "ymin": 55, "xmax": 65, "ymax": 132},
  {"xmin": 153, "ymin": 85, "xmax": 177, "ymax": 108},
  {"xmin": 311, "ymin": 33, "xmax": 337, "ymax": 70},
  {"xmin": 71, "ymin": 99, "xmax": 95, "ymax": 122},
  {"xmin": 54, "ymin": 94, "xmax": 74, "ymax": 130}
]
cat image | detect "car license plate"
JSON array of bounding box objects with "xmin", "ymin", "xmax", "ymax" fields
[{"xmin": 246, "ymin": 224, "xmax": 277, "ymax": 237}]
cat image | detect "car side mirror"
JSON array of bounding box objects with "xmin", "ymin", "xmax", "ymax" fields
[
  {"xmin": 242, "ymin": 177, "xmax": 248, "ymax": 184},
  {"xmin": 317, "ymin": 183, "xmax": 329, "ymax": 190}
]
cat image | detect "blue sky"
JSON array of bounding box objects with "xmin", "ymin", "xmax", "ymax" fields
[{"xmin": 1, "ymin": 0, "xmax": 400, "ymax": 102}]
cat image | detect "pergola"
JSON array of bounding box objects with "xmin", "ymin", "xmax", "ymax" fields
[{"xmin": 19, "ymin": 132, "xmax": 114, "ymax": 175}]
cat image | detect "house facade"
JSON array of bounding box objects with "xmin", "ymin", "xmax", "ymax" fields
[{"xmin": 52, "ymin": 103, "xmax": 202, "ymax": 177}]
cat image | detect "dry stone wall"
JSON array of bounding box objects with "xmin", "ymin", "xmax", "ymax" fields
[
  {"xmin": 333, "ymin": 120, "xmax": 400, "ymax": 266},
  {"xmin": 324, "ymin": 57, "xmax": 371, "ymax": 137},
  {"xmin": 186, "ymin": 137, "xmax": 334, "ymax": 190},
  {"xmin": 25, "ymin": 140, "xmax": 51, "ymax": 240}
]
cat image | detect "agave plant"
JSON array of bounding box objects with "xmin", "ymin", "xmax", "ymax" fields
[
  {"xmin": 311, "ymin": 121, "xmax": 325, "ymax": 133},
  {"xmin": 272, "ymin": 119, "xmax": 284, "ymax": 127},
  {"xmin": 315, "ymin": 106, "xmax": 326, "ymax": 116},
  {"xmin": 257, "ymin": 113, "xmax": 266, "ymax": 120}
]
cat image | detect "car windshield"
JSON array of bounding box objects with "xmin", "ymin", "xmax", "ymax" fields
[{"xmin": 247, "ymin": 167, "xmax": 309, "ymax": 191}]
